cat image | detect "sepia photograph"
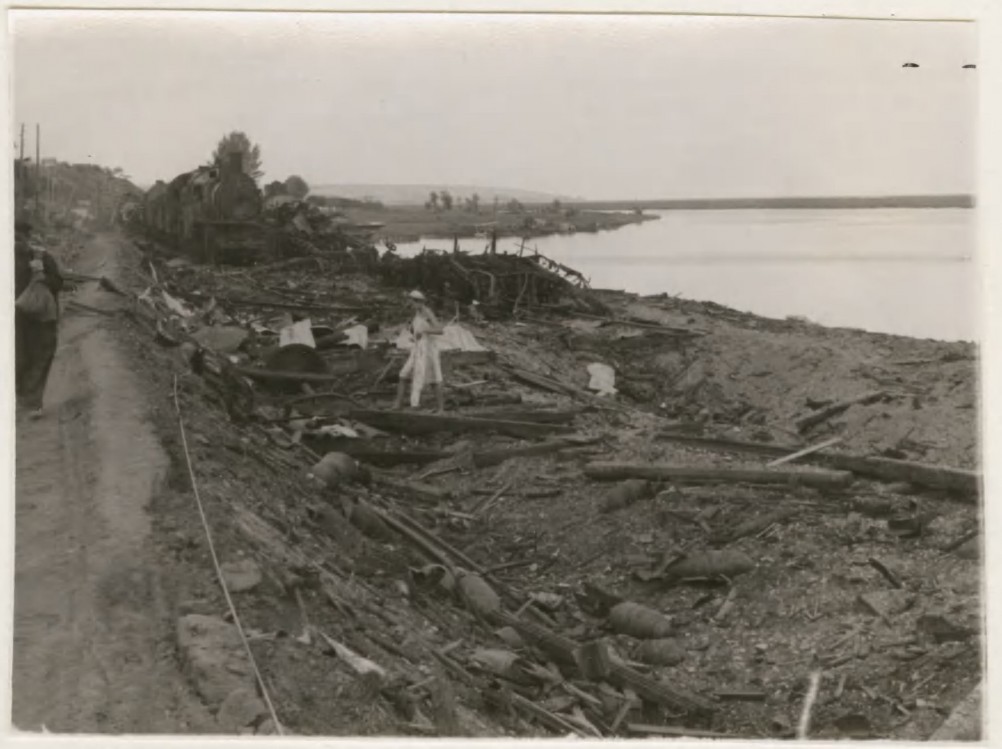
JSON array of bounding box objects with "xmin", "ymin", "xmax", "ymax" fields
[{"xmin": 7, "ymin": 6, "xmax": 984, "ymax": 740}]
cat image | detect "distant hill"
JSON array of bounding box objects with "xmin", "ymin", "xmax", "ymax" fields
[
  {"xmin": 311, "ymin": 183, "xmax": 581, "ymax": 206},
  {"xmin": 563, "ymin": 195, "xmax": 975, "ymax": 210}
]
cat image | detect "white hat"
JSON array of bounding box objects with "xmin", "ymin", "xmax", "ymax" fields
[{"xmin": 408, "ymin": 290, "xmax": 426, "ymax": 301}]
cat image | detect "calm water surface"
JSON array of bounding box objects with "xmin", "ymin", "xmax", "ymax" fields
[{"xmin": 392, "ymin": 208, "xmax": 976, "ymax": 342}]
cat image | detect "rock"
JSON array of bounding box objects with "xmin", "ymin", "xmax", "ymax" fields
[
  {"xmin": 916, "ymin": 614, "xmax": 975, "ymax": 644},
  {"xmin": 192, "ymin": 325, "xmax": 250, "ymax": 354},
  {"xmin": 309, "ymin": 452, "xmax": 359, "ymax": 488},
  {"xmin": 831, "ymin": 713, "xmax": 873, "ymax": 738},
  {"xmin": 176, "ymin": 614, "xmax": 256, "ymax": 709},
  {"xmin": 220, "ymin": 559, "xmax": 263, "ymax": 593},
  {"xmin": 216, "ymin": 687, "xmax": 268, "ymax": 732},
  {"xmin": 495, "ymin": 626, "xmax": 525, "ymax": 649},
  {"xmin": 955, "ymin": 538, "xmax": 979, "ymax": 560},
  {"xmin": 929, "ymin": 682, "xmax": 981, "ymax": 740},
  {"xmin": 256, "ymin": 718, "xmax": 279, "ymax": 735},
  {"xmin": 635, "ymin": 638, "xmax": 686, "ymax": 666},
  {"xmin": 856, "ymin": 590, "xmax": 916, "ymax": 619}
]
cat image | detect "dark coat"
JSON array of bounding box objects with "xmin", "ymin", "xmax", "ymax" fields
[{"xmin": 15, "ymin": 242, "xmax": 63, "ymax": 302}]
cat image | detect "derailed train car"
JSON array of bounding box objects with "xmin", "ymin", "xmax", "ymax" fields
[{"xmin": 141, "ymin": 152, "xmax": 269, "ymax": 263}]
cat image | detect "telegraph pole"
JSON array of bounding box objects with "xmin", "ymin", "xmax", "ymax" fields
[
  {"xmin": 35, "ymin": 124, "xmax": 41, "ymax": 223},
  {"xmin": 16, "ymin": 123, "xmax": 25, "ymax": 215}
]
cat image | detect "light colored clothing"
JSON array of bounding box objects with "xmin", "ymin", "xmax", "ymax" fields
[{"xmin": 399, "ymin": 309, "xmax": 443, "ymax": 407}]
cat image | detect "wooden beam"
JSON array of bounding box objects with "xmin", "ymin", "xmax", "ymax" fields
[
  {"xmin": 584, "ymin": 462, "xmax": 854, "ymax": 490},
  {"xmin": 794, "ymin": 390, "xmax": 887, "ymax": 433},
  {"xmin": 348, "ymin": 409, "xmax": 573, "ymax": 440},
  {"xmin": 656, "ymin": 432, "xmax": 979, "ymax": 497}
]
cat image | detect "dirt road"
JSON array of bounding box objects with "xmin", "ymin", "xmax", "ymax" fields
[{"xmin": 13, "ymin": 233, "xmax": 208, "ymax": 733}]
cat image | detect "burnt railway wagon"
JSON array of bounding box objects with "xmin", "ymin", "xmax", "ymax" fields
[{"xmin": 142, "ymin": 152, "xmax": 269, "ymax": 264}]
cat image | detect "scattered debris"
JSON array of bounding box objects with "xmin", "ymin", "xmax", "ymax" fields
[{"xmin": 101, "ymin": 227, "xmax": 979, "ymax": 739}]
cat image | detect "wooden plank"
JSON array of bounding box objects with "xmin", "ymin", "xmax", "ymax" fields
[
  {"xmin": 348, "ymin": 409, "xmax": 573, "ymax": 440},
  {"xmin": 506, "ymin": 366, "xmax": 575, "ymax": 396},
  {"xmin": 767, "ymin": 437, "xmax": 843, "ymax": 467},
  {"xmin": 584, "ymin": 462, "xmax": 854, "ymax": 489}
]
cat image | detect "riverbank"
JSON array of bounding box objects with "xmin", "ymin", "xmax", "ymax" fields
[
  {"xmin": 20, "ymin": 225, "xmax": 981, "ymax": 738},
  {"xmin": 340, "ymin": 203, "xmax": 658, "ymax": 243}
]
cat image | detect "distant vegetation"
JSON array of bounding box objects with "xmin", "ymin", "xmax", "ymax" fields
[
  {"xmin": 13, "ymin": 158, "xmax": 142, "ymax": 229},
  {"xmin": 210, "ymin": 131, "xmax": 263, "ymax": 181}
]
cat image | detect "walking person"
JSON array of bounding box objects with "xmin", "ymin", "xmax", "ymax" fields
[
  {"xmin": 14, "ymin": 221, "xmax": 64, "ymax": 419},
  {"xmin": 393, "ymin": 290, "xmax": 447, "ymax": 412}
]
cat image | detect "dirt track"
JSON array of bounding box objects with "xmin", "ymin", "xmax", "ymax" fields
[{"xmin": 13, "ymin": 233, "xmax": 209, "ymax": 733}]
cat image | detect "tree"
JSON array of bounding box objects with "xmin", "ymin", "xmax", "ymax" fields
[
  {"xmin": 440, "ymin": 190, "xmax": 454, "ymax": 210},
  {"xmin": 264, "ymin": 180, "xmax": 287, "ymax": 198},
  {"xmin": 507, "ymin": 198, "xmax": 524, "ymax": 213},
  {"xmin": 211, "ymin": 131, "xmax": 263, "ymax": 180},
  {"xmin": 551, "ymin": 198, "xmax": 563, "ymax": 213},
  {"xmin": 284, "ymin": 175, "xmax": 309, "ymax": 199},
  {"xmin": 426, "ymin": 191, "xmax": 439, "ymax": 211},
  {"xmin": 468, "ymin": 193, "xmax": 481, "ymax": 214}
]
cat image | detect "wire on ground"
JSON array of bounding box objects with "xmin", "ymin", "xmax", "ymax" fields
[{"xmin": 172, "ymin": 374, "xmax": 284, "ymax": 735}]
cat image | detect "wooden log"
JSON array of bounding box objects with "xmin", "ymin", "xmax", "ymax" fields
[
  {"xmin": 474, "ymin": 437, "xmax": 601, "ymax": 468},
  {"xmin": 656, "ymin": 432, "xmax": 797, "ymax": 458},
  {"xmin": 369, "ymin": 471, "xmax": 451, "ymax": 502},
  {"xmin": 656, "ymin": 432, "xmax": 979, "ymax": 497},
  {"xmin": 627, "ymin": 724, "xmax": 736, "ymax": 739},
  {"xmin": 459, "ymin": 408, "xmax": 580, "ymax": 425},
  {"xmin": 348, "ymin": 409, "xmax": 573, "ymax": 440},
  {"xmin": 301, "ymin": 439, "xmax": 449, "ymax": 467},
  {"xmin": 826, "ymin": 455, "xmax": 979, "ymax": 496},
  {"xmin": 584, "ymin": 462, "xmax": 854, "ymax": 490},
  {"xmin": 215, "ymin": 294, "xmax": 366, "ymax": 313},
  {"xmin": 794, "ymin": 390, "xmax": 887, "ymax": 433},
  {"xmin": 232, "ymin": 365, "xmax": 343, "ymax": 385},
  {"xmin": 493, "ymin": 612, "xmax": 715, "ymax": 714},
  {"xmin": 574, "ymin": 640, "xmax": 611, "ymax": 681}
]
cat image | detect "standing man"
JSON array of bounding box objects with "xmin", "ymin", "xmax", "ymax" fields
[
  {"xmin": 393, "ymin": 290, "xmax": 446, "ymax": 413},
  {"xmin": 14, "ymin": 220, "xmax": 64, "ymax": 418}
]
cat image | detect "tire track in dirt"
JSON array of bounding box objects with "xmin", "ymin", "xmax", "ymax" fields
[{"xmin": 13, "ymin": 233, "xmax": 211, "ymax": 733}]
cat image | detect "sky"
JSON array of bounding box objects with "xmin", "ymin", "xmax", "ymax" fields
[{"xmin": 10, "ymin": 11, "xmax": 978, "ymax": 200}]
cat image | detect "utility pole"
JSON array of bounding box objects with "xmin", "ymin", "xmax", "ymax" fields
[
  {"xmin": 17, "ymin": 123, "xmax": 25, "ymax": 215},
  {"xmin": 35, "ymin": 123, "xmax": 41, "ymax": 223}
]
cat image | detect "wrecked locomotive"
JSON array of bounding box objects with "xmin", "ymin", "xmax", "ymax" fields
[{"xmin": 140, "ymin": 152, "xmax": 268, "ymax": 263}]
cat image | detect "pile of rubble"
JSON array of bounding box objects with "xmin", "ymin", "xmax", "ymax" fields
[{"xmin": 84, "ymin": 232, "xmax": 982, "ymax": 739}]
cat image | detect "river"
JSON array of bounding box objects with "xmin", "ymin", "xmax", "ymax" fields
[{"xmin": 391, "ymin": 208, "xmax": 977, "ymax": 342}]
